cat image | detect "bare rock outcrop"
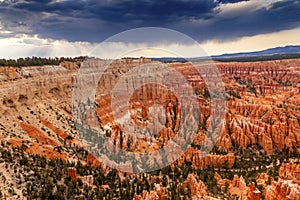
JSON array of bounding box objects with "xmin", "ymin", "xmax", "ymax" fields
[
  {"xmin": 215, "ymin": 172, "xmax": 261, "ymax": 200},
  {"xmin": 68, "ymin": 167, "xmax": 77, "ymax": 180},
  {"xmin": 256, "ymin": 173, "xmax": 270, "ymax": 187},
  {"xmin": 264, "ymin": 179, "xmax": 300, "ymax": 200},
  {"xmin": 279, "ymin": 162, "xmax": 300, "ymax": 184},
  {"xmin": 133, "ymin": 183, "xmax": 169, "ymax": 200},
  {"xmin": 181, "ymin": 174, "xmax": 209, "ymax": 200},
  {"xmin": 177, "ymin": 148, "xmax": 235, "ymax": 169},
  {"xmin": 67, "ymin": 167, "xmax": 95, "ymax": 187},
  {"xmin": 93, "ymin": 58, "xmax": 300, "ymax": 159},
  {"xmin": 265, "ymin": 162, "xmax": 300, "ymax": 200},
  {"xmin": 0, "ymin": 67, "xmax": 20, "ymax": 81},
  {"xmin": 216, "ymin": 59, "xmax": 300, "ymax": 154},
  {"xmin": 0, "ymin": 59, "xmax": 299, "ymax": 191}
]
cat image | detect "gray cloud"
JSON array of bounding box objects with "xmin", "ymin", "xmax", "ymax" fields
[{"xmin": 0, "ymin": 0, "xmax": 299, "ymax": 43}]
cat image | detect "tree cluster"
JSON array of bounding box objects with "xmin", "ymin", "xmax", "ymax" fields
[{"xmin": 0, "ymin": 56, "xmax": 86, "ymax": 67}]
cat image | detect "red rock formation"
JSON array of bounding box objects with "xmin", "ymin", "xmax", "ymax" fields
[
  {"xmin": 68, "ymin": 168, "xmax": 95, "ymax": 187},
  {"xmin": 86, "ymin": 153, "xmax": 112, "ymax": 173},
  {"xmin": 93, "ymin": 58, "xmax": 300, "ymax": 159},
  {"xmin": 181, "ymin": 174, "xmax": 209, "ymax": 200},
  {"xmin": 256, "ymin": 173, "xmax": 270, "ymax": 187},
  {"xmin": 0, "ymin": 58, "xmax": 299, "ymax": 184},
  {"xmin": 133, "ymin": 183, "xmax": 169, "ymax": 200},
  {"xmin": 86, "ymin": 153, "xmax": 102, "ymax": 167},
  {"xmin": 81, "ymin": 175, "xmax": 94, "ymax": 187},
  {"xmin": 265, "ymin": 163, "xmax": 300, "ymax": 200},
  {"xmin": 177, "ymin": 148, "xmax": 235, "ymax": 169},
  {"xmin": 215, "ymin": 173, "xmax": 261, "ymax": 200},
  {"xmin": 38, "ymin": 115, "xmax": 68, "ymax": 139},
  {"xmin": 279, "ymin": 162, "xmax": 300, "ymax": 184},
  {"xmin": 247, "ymin": 182, "xmax": 261, "ymax": 200},
  {"xmin": 0, "ymin": 67, "xmax": 20, "ymax": 81},
  {"xmin": 68, "ymin": 167, "xmax": 77, "ymax": 181},
  {"xmin": 264, "ymin": 179, "xmax": 300, "ymax": 200},
  {"xmin": 33, "ymin": 143, "xmax": 69, "ymax": 160},
  {"xmin": 7, "ymin": 138, "xmax": 23, "ymax": 148},
  {"xmin": 101, "ymin": 185, "xmax": 110, "ymax": 191},
  {"xmin": 20, "ymin": 122, "xmax": 59, "ymax": 146},
  {"xmin": 60, "ymin": 61, "xmax": 80, "ymax": 70},
  {"xmin": 214, "ymin": 59, "xmax": 300, "ymax": 154}
]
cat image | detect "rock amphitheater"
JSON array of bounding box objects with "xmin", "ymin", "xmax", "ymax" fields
[{"xmin": 0, "ymin": 58, "xmax": 299, "ymax": 199}]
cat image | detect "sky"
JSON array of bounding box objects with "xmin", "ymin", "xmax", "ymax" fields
[{"xmin": 0, "ymin": 0, "xmax": 300, "ymax": 58}]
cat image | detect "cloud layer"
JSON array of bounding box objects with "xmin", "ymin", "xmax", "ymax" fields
[{"xmin": 0, "ymin": 0, "xmax": 299, "ymax": 43}]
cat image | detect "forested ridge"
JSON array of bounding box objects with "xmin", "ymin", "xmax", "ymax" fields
[{"xmin": 0, "ymin": 56, "xmax": 86, "ymax": 67}]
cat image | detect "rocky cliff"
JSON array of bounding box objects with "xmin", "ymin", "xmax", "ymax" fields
[
  {"xmin": 0, "ymin": 59, "xmax": 299, "ymax": 169},
  {"xmin": 133, "ymin": 183, "xmax": 169, "ymax": 200},
  {"xmin": 216, "ymin": 59, "xmax": 300, "ymax": 154},
  {"xmin": 0, "ymin": 58, "xmax": 299, "ymax": 198},
  {"xmin": 181, "ymin": 174, "xmax": 210, "ymax": 200},
  {"xmin": 265, "ymin": 162, "xmax": 300, "ymax": 200},
  {"xmin": 215, "ymin": 172, "xmax": 261, "ymax": 200}
]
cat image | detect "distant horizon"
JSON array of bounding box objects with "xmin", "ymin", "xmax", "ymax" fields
[
  {"xmin": 0, "ymin": 44, "xmax": 300, "ymax": 60},
  {"xmin": 1, "ymin": 44, "xmax": 300, "ymax": 60}
]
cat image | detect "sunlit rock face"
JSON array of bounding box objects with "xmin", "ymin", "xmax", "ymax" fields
[
  {"xmin": 0, "ymin": 58, "xmax": 299, "ymax": 199},
  {"xmin": 0, "ymin": 64, "xmax": 78, "ymax": 162},
  {"xmin": 216, "ymin": 59, "xmax": 300, "ymax": 155},
  {"xmin": 0, "ymin": 58, "xmax": 299, "ymax": 170},
  {"xmin": 215, "ymin": 172, "xmax": 261, "ymax": 200},
  {"xmin": 133, "ymin": 183, "xmax": 169, "ymax": 200},
  {"xmin": 264, "ymin": 162, "xmax": 300, "ymax": 200},
  {"xmin": 181, "ymin": 173, "xmax": 209, "ymax": 200},
  {"xmin": 92, "ymin": 58, "xmax": 300, "ymax": 171}
]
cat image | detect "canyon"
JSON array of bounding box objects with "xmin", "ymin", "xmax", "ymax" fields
[{"xmin": 0, "ymin": 58, "xmax": 299, "ymax": 199}]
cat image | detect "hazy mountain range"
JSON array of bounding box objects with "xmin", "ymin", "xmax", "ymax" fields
[
  {"xmin": 153, "ymin": 45, "xmax": 300, "ymax": 62},
  {"xmin": 215, "ymin": 45, "xmax": 300, "ymax": 58}
]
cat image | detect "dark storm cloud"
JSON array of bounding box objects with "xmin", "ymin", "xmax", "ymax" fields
[
  {"xmin": 90, "ymin": 0, "xmax": 219, "ymax": 22},
  {"xmin": 218, "ymin": 0, "xmax": 249, "ymax": 3},
  {"xmin": 0, "ymin": 0, "xmax": 299, "ymax": 43},
  {"xmin": 182, "ymin": 0, "xmax": 300, "ymax": 42},
  {"xmin": 11, "ymin": 0, "xmax": 217, "ymax": 22}
]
